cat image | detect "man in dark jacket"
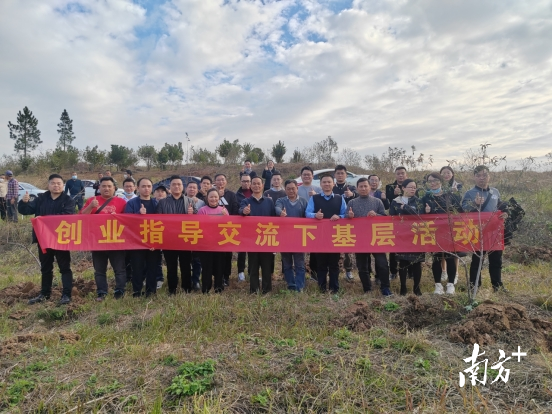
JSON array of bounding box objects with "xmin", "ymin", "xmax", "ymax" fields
[
  {"xmin": 306, "ymin": 174, "xmax": 346, "ymax": 294},
  {"xmin": 92, "ymin": 172, "xmax": 103, "ymax": 196},
  {"xmin": 65, "ymin": 171, "xmax": 85, "ymax": 211},
  {"xmin": 236, "ymin": 173, "xmax": 253, "ymax": 282},
  {"xmin": 239, "ymin": 176, "xmax": 276, "ymax": 293},
  {"xmin": 156, "ymin": 175, "xmax": 197, "ymax": 294},
  {"xmin": 124, "ymin": 177, "xmax": 160, "ymax": 297},
  {"xmin": 240, "ymin": 160, "xmax": 258, "ymax": 180},
  {"xmin": 19, "ymin": 174, "xmax": 76, "ymax": 305},
  {"xmin": 214, "ymin": 173, "xmax": 239, "ymax": 285},
  {"xmin": 385, "ymin": 166, "xmax": 409, "ymax": 279}
]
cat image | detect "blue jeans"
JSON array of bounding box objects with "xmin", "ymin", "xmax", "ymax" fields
[{"xmin": 281, "ymin": 252, "xmax": 306, "ymax": 291}]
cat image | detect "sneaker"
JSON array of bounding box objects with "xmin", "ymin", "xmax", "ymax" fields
[
  {"xmin": 446, "ymin": 283, "xmax": 455, "ymax": 295},
  {"xmin": 224, "ymin": 280, "xmax": 229, "ymax": 287},
  {"xmin": 381, "ymin": 288, "xmax": 393, "ymax": 297},
  {"xmin": 441, "ymin": 271, "xmax": 448, "ymax": 283},
  {"xmin": 193, "ymin": 282, "xmax": 201, "ymax": 291},
  {"xmin": 454, "ymin": 273, "xmax": 459, "ymax": 285},
  {"xmin": 114, "ymin": 290, "xmax": 124, "ymax": 300},
  {"xmin": 58, "ymin": 295, "xmax": 71, "ymax": 305},
  {"xmin": 400, "ymin": 286, "xmax": 407, "ymax": 296},
  {"xmin": 493, "ymin": 285, "xmax": 509, "ymax": 293},
  {"xmin": 238, "ymin": 272, "xmax": 245, "ymax": 282},
  {"xmin": 28, "ymin": 294, "xmax": 49, "ymax": 305},
  {"xmin": 156, "ymin": 281, "xmax": 164, "ymax": 290},
  {"xmin": 413, "ymin": 286, "xmax": 422, "ymax": 296},
  {"xmin": 434, "ymin": 283, "xmax": 444, "ymax": 295},
  {"xmin": 389, "ymin": 273, "xmax": 397, "ymax": 280},
  {"xmin": 345, "ymin": 271, "xmax": 354, "ymax": 282}
]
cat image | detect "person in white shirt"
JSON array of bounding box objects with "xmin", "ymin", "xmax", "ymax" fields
[{"xmin": 118, "ymin": 178, "xmax": 138, "ymax": 202}]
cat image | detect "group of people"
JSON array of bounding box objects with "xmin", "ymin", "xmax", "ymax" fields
[
  {"xmin": 14, "ymin": 160, "xmax": 510, "ymax": 306},
  {"xmin": 0, "ymin": 170, "xmax": 19, "ymax": 222}
]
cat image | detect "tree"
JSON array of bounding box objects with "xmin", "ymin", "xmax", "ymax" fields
[
  {"xmin": 108, "ymin": 145, "xmax": 136, "ymax": 170},
  {"xmin": 303, "ymin": 136, "xmax": 339, "ymax": 164},
  {"xmin": 56, "ymin": 109, "xmax": 76, "ymax": 151},
  {"xmin": 191, "ymin": 146, "xmax": 219, "ymax": 165},
  {"xmin": 338, "ymin": 147, "xmax": 362, "ymax": 168},
  {"xmin": 156, "ymin": 147, "xmax": 169, "ymax": 170},
  {"xmin": 271, "ymin": 140, "xmax": 287, "ymax": 163},
  {"xmin": 250, "ymin": 147, "xmax": 265, "ymax": 164},
  {"xmin": 291, "ymin": 148, "xmax": 303, "ymax": 163},
  {"xmin": 216, "ymin": 139, "xmax": 242, "ymax": 164},
  {"xmin": 8, "ymin": 106, "xmax": 42, "ymax": 167},
  {"xmin": 162, "ymin": 142, "xmax": 184, "ymax": 167},
  {"xmin": 137, "ymin": 145, "xmax": 157, "ymax": 171},
  {"xmin": 83, "ymin": 145, "xmax": 107, "ymax": 171}
]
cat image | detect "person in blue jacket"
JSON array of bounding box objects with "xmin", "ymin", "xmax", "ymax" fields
[{"xmin": 65, "ymin": 171, "xmax": 85, "ymax": 211}]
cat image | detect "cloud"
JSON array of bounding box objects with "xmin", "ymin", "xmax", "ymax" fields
[{"xmin": 0, "ymin": 0, "xmax": 551, "ymax": 168}]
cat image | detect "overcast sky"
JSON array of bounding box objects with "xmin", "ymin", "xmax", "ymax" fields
[{"xmin": 1, "ymin": 0, "xmax": 551, "ymax": 167}]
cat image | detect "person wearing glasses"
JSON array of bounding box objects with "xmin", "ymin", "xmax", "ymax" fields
[
  {"xmin": 389, "ymin": 179, "xmax": 425, "ymax": 296},
  {"xmin": 422, "ymin": 172, "xmax": 463, "ymax": 295}
]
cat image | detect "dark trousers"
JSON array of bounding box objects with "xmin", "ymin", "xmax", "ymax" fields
[
  {"xmin": 389, "ymin": 253, "xmax": 398, "ymax": 275},
  {"xmin": 470, "ymin": 251, "xmax": 503, "ymax": 288},
  {"xmin": 7, "ymin": 201, "xmax": 18, "ymax": 222},
  {"xmin": 125, "ymin": 252, "xmax": 132, "ymax": 282},
  {"xmin": 249, "ymin": 252, "xmax": 273, "ymax": 293},
  {"xmin": 399, "ymin": 260, "xmax": 422, "ymax": 294},
  {"xmin": 0, "ymin": 197, "xmax": 6, "ymax": 220},
  {"xmin": 73, "ymin": 195, "xmax": 84, "ymax": 211},
  {"xmin": 237, "ymin": 252, "xmax": 247, "ymax": 273},
  {"xmin": 92, "ymin": 250, "xmax": 127, "ymax": 295},
  {"xmin": 223, "ymin": 252, "xmax": 232, "ymax": 282},
  {"xmin": 356, "ymin": 253, "xmax": 390, "ymax": 292},
  {"xmin": 164, "ymin": 250, "xmax": 192, "ymax": 293},
  {"xmin": 315, "ymin": 253, "xmax": 340, "ymax": 293},
  {"xmin": 38, "ymin": 245, "xmax": 73, "ymax": 297},
  {"xmin": 200, "ymin": 251, "xmax": 224, "ymax": 293},
  {"xmin": 130, "ymin": 249, "xmax": 160, "ymax": 296},
  {"xmin": 192, "ymin": 252, "xmax": 201, "ymax": 285},
  {"xmin": 155, "ymin": 252, "xmax": 164, "ymax": 282},
  {"xmin": 432, "ymin": 255, "xmax": 457, "ymax": 284}
]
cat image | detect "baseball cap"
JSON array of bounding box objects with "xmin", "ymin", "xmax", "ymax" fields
[
  {"xmin": 155, "ymin": 185, "xmax": 168, "ymax": 192},
  {"xmin": 5, "ymin": 170, "xmax": 13, "ymax": 176}
]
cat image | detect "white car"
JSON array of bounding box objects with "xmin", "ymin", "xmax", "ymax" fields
[
  {"xmin": 295, "ymin": 169, "xmax": 369, "ymax": 188},
  {"xmin": 81, "ymin": 180, "xmax": 97, "ymax": 199},
  {"xmin": 18, "ymin": 182, "xmax": 46, "ymax": 201}
]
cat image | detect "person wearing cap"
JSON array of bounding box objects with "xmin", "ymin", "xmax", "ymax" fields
[
  {"xmin": 65, "ymin": 171, "xmax": 85, "ymax": 211},
  {"xmin": 0, "ymin": 174, "xmax": 7, "ymax": 221},
  {"xmin": 5, "ymin": 171, "xmax": 19, "ymax": 222}
]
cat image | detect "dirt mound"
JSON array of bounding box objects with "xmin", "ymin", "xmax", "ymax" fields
[
  {"xmin": 401, "ymin": 296, "xmax": 462, "ymax": 330},
  {"xmin": 449, "ymin": 301, "xmax": 552, "ymax": 349},
  {"xmin": 0, "ymin": 278, "xmax": 96, "ymax": 305},
  {"xmin": 506, "ymin": 245, "xmax": 552, "ymax": 264},
  {"xmin": 1, "ymin": 332, "xmax": 81, "ymax": 356},
  {"xmin": 8, "ymin": 310, "xmax": 31, "ymax": 320},
  {"xmin": 338, "ymin": 301, "xmax": 377, "ymax": 332}
]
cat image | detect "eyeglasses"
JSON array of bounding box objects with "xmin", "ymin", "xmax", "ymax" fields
[{"xmin": 427, "ymin": 179, "xmax": 440, "ymax": 183}]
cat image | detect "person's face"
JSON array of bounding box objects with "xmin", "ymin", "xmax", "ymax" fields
[
  {"xmin": 395, "ymin": 169, "xmax": 407, "ymax": 183},
  {"xmin": 334, "ymin": 169, "xmax": 347, "ymax": 184},
  {"xmin": 201, "ymin": 179, "xmax": 212, "ymax": 192},
  {"xmin": 123, "ymin": 182, "xmax": 135, "ymax": 193},
  {"xmin": 187, "ymin": 183, "xmax": 198, "ymax": 197},
  {"xmin": 72, "ymin": 172, "xmax": 77, "ymax": 178},
  {"xmin": 403, "ymin": 183, "xmax": 417, "ymax": 197},
  {"xmin": 49, "ymin": 178, "xmax": 64, "ymax": 195},
  {"xmin": 207, "ymin": 191, "xmax": 220, "ymax": 207},
  {"xmin": 321, "ymin": 176, "xmax": 334, "ymax": 192},
  {"xmin": 441, "ymin": 168, "xmax": 453, "ymax": 181},
  {"xmin": 474, "ymin": 170, "xmax": 490, "ymax": 188},
  {"xmin": 357, "ymin": 181, "xmax": 370, "ymax": 196},
  {"xmin": 97, "ymin": 173, "xmax": 103, "ymax": 179},
  {"xmin": 215, "ymin": 176, "xmax": 227, "ymax": 190},
  {"xmin": 170, "ymin": 179, "xmax": 183, "ymax": 195},
  {"xmin": 104, "ymin": 171, "xmax": 111, "ymax": 177},
  {"xmin": 100, "ymin": 180, "xmax": 115, "ymax": 198},
  {"xmin": 244, "ymin": 161, "xmax": 251, "ymax": 170},
  {"xmin": 240, "ymin": 176, "xmax": 251, "ymax": 190},
  {"xmin": 427, "ymin": 176, "xmax": 442, "ymax": 191},
  {"xmin": 154, "ymin": 189, "xmax": 167, "ymax": 200},
  {"xmin": 368, "ymin": 176, "xmax": 379, "ymax": 190},
  {"xmin": 271, "ymin": 175, "xmax": 282, "ymax": 188},
  {"xmin": 138, "ymin": 180, "xmax": 152, "ymax": 198},
  {"xmin": 301, "ymin": 170, "xmax": 313, "ymax": 185},
  {"xmin": 285, "ymin": 183, "xmax": 298, "ymax": 199},
  {"xmin": 267, "ymin": 161, "xmax": 274, "ymax": 169},
  {"xmin": 251, "ymin": 178, "xmax": 263, "ymax": 194}
]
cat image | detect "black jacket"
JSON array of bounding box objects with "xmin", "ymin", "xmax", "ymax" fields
[
  {"xmin": 261, "ymin": 169, "xmax": 278, "ymax": 191},
  {"xmin": 389, "ymin": 196, "xmax": 424, "ymax": 216},
  {"xmin": 156, "ymin": 194, "xmax": 197, "ymax": 214},
  {"xmin": 333, "ymin": 182, "xmax": 358, "ymax": 204},
  {"xmin": 219, "ymin": 189, "xmax": 239, "ymax": 215},
  {"xmin": 18, "ymin": 191, "xmax": 75, "ymax": 243},
  {"xmin": 421, "ymin": 191, "xmax": 463, "ymax": 214}
]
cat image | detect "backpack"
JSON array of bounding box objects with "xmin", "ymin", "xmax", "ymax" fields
[{"xmin": 504, "ymin": 197, "xmax": 525, "ymax": 244}]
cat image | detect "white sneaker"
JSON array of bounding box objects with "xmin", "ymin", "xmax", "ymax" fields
[
  {"xmin": 454, "ymin": 273, "xmax": 458, "ymax": 285},
  {"xmin": 446, "ymin": 283, "xmax": 455, "ymax": 295},
  {"xmin": 434, "ymin": 283, "xmax": 444, "ymax": 295},
  {"xmin": 156, "ymin": 281, "xmax": 163, "ymax": 290},
  {"xmin": 441, "ymin": 271, "xmax": 448, "ymax": 283},
  {"xmin": 345, "ymin": 271, "xmax": 354, "ymax": 281},
  {"xmin": 238, "ymin": 272, "xmax": 245, "ymax": 282}
]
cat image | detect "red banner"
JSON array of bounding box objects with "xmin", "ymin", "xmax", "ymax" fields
[{"xmin": 31, "ymin": 213, "xmax": 504, "ymax": 253}]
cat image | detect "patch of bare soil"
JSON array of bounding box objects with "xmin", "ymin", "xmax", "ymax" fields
[
  {"xmin": 449, "ymin": 301, "xmax": 552, "ymax": 351},
  {"xmin": 506, "ymin": 245, "xmax": 552, "ymax": 264},
  {"xmin": 0, "ymin": 332, "xmax": 81, "ymax": 356},
  {"xmin": 0, "ymin": 278, "xmax": 97, "ymax": 306},
  {"xmin": 401, "ymin": 296, "xmax": 463, "ymax": 330},
  {"xmin": 337, "ymin": 301, "xmax": 378, "ymax": 332}
]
